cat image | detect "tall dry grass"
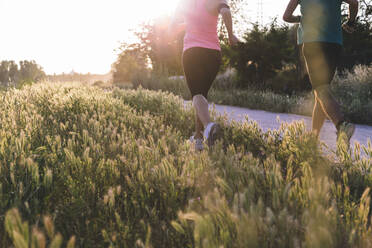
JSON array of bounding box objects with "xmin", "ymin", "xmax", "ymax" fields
[{"xmin": 1, "ymin": 82, "xmax": 371, "ymax": 247}]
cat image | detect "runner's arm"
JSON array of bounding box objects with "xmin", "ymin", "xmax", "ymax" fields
[
  {"xmin": 169, "ymin": 0, "xmax": 187, "ymax": 35},
  {"xmin": 220, "ymin": 2, "xmax": 233, "ymax": 37},
  {"xmin": 283, "ymin": 0, "xmax": 301, "ymax": 23},
  {"xmin": 219, "ymin": 0, "xmax": 240, "ymax": 46}
]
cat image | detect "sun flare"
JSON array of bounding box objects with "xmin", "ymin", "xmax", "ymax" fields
[{"xmin": 138, "ymin": 0, "xmax": 179, "ymax": 21}]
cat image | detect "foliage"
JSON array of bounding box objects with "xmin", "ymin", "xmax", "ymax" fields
[
  {"xmin": 0, "ymin": 83, "xmax": 194, "ymax": 247},
  {"xmin": 47, "ymin": 72, "xmax": 111, "ymax": 84},
  {"xmin": 0, "ymin": 60, "xmax": 45, "ymax": 88},
  {"xmin": 226, "ymin": 22, "xmax": 298, "ymax": 88},
  {"xmin": 131, "ymin": 72, "xmax": 191, "ymax": 100},
  {"xmin": 112, "ymin": 16, "xmax": 185, "ymax": 84},
  {"xmin": 342, "ymin": 0, "xmax": 372, "ymax": 25},
  {"xmin": 333, "ymin": 65, "xmax": 372, "ymax": 124},
  {"xmin": 342, "ymin": 22, "xmax": 372, "ymax": 69},
  {"xmin": 126, "ymin": 69, "xmax": 245, "ymax": 100},
  {"xmin": 137, "ymin": 17, "xmax": 184, "ymax": 75},
  {"xmin": 5, "ymin": 209, "xmax": 75, "ymax": 248},
  {"xmin": 269, "ymin": 67, "xmax": 312, "ymax": 95},
  {"xmin": 0, "ymin": 61, "xmax": 19, "ymax": 86},
  {"xmin": 0, "ymin": 83, "xmax": 371, "ymax": 247},
  {"xmin": 112, "ymin": 43, "xmax": 149, "ymax": 85},
  {"xmin": 341, "ymin": 0, "xmax": 372, "ymax": 69},
  {"xmin": 18, "ymin": 61, "xmax": 46, "ymax": 86}
]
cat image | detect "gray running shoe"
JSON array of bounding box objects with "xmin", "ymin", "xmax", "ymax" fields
[
  {"xmin": 190, "ymin": 135, "xmax": 204, "ymax": 151},
  {"xmin": 203, "ymin": 122, "xmax": 222, "ymax": 147},
  {"xmin": 337, "ymin": 122, "xmax": 355, "ymax": 148}
]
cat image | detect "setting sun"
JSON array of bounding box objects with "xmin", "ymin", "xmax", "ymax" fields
[
  {"xmin": 144, "ymin": 0, "xmax": 178, "ymax": 17},
  {"xmin": 0, "ymin": 0, "xmax": 178, "ymax": 74}
]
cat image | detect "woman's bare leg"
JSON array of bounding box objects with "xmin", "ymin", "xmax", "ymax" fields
[
  {"xmin": 312, "ymin": 95, "xmax": 327, "ymax": 137},
  {"xmin": 193, "ymin": 94, "xmax": 211, "ymax": 128},
  {"xmin": 195, "ymin": 114, "xmax": 204, "ymax": 139}
]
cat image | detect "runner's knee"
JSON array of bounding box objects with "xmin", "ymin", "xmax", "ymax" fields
[
  {"xmin": 193, "ymin": 94, "xmax": 208, "ymax": 106},
  {"xmin": 314, "ymin": 85, "xmax": 330, "ymax": 99},
  {"xmin": 314, "ymin": 85, "xmax": 337, "ymax": 106}
]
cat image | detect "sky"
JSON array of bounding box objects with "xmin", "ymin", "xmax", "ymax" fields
[{"xmin": 0, "ymin": 0, "xmax": 289, "ymax": 75}]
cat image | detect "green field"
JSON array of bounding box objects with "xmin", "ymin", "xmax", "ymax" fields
[{"xmin": 1, "ymin": 83, "xmax": 372, "ymax": 248}]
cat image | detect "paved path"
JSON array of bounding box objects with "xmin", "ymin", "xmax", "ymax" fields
[{"xmin": 211, "ymin": 104, "xmax": 372, "ymax": 154}]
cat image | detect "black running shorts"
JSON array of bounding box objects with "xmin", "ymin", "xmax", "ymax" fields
[{"xmin": 182, "ymin": 47, "xmax": 222, "ymax": 98}]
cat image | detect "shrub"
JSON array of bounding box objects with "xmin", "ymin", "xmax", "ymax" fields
[
  {"xmin": 226, "ymin": 22, "xmax": 297, "ymax": 88},
  {"xmin": 213, "ymin": 68, "xmax": 238, "ymax": 91},
  {"xmin": 269, "ymin": 67, "xmax": 312, "ymax": 95},
  {"xmin": 131, "ymin": 72, "xmax": 191, "ymax": 100},
  {"xmin": 332, "ymin": 65, "xmax": 372, "ymax": 124},
  {"xmin": 93, "ymin": 80, "xmax": 104, "ymax": 87}
]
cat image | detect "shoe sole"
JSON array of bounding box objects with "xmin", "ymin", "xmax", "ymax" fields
[
  {"xmin": 346, "ymin": 125, "xmax": 356, "ymax": 141},
  {"xmin": 207, "ymin": 123, "xmax": 222, "ymax": 147}
]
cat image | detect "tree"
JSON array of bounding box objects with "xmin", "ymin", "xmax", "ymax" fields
[
  {"xmin": 134, "ymin": 16, "xmax": 184, "ymax": 76},
  {"xmin": 8, "ymin": 61, "xmax": 19, "ymax": 85},
  {"xmin": 341, "ymin": 0, "xmax": 372, "ymax": 69},
  {"xmin": 0, "ymin": 60, "xmax": 45, "ymax": 87},
  {"xmin": 112, "ymin": 43, "xmax": 148, "ymax": 85},
  {"xmin": 18, "ymin": 60, "xmax": 45, "ymax": 84},
  {"xmin": 359, "ymin": 0, "xmax": 372, "ymax": 24},
  {"xmin": 227, "ymin": 22, "xmax": 297, "ymax": 88},
  {"xmin": 112, "ymin": 16, "xmax": 185, "ymax": 85},
  {"xmin": 0, "ymin": 61, "xmax": 11, "ymax": 86}
]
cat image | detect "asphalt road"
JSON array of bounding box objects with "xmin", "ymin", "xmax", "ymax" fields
[{"xmin": 211, "ymin": 104, "xmax": 372, "ymax": 154}]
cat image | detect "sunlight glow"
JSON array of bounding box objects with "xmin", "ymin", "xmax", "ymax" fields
[
  {"xmin": 0, "ymin": 0, "xmax": 286, "ymax": 75},
  {"xmin": 0, "ymin": 0, "xmax": 178, "ymax": 74}
]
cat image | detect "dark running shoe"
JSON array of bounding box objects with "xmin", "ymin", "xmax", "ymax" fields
[
  {"xmin": 204, "ymin": 122, "xmax": 222, "ymax": 147},
  {"xmin": 189, "ymin": 135, "xmax": 204, "ymax": 152},
  {"xmin": 337, "ymin": 122, "xmax": 355, "ymax": 149}
]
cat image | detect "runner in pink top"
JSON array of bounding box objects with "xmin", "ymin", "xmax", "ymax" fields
[
  {"xmin": 183, "ymin": 0, "xmax": 221, "ymax": 52},
  {"xmin": 170, "ymin": 0, "xmax": 239, "ymax": 151}
]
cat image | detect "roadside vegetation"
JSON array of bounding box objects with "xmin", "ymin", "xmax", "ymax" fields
[
  {"xmin": 1, "ymin": 82, "xmax": 372, "ymax": 247},
  {"xmin": 124, "ymin": 65, "xmax": 372, "ymax": 126}
]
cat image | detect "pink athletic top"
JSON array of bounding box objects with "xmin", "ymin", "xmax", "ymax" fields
[{"xmin": 183, "ymin": 0, "xmax": 221, "ymax": 52}]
